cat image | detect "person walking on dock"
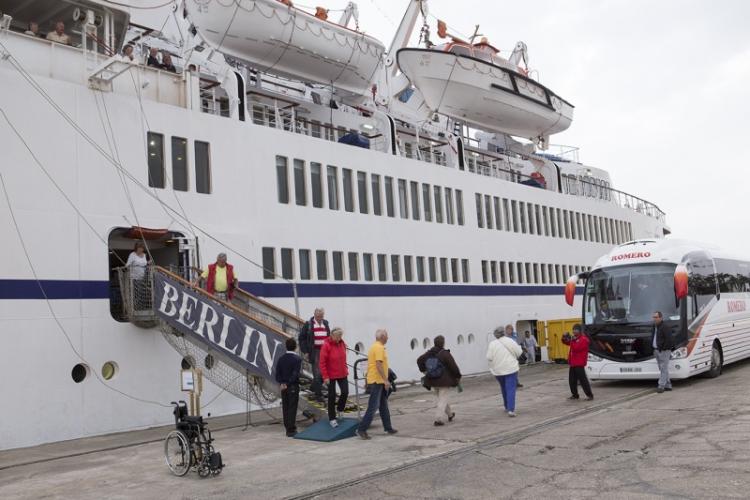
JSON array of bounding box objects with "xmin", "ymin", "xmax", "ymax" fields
[
  {"xmin": 417, "ymin": 335, "xmax": 462, "ymax": 426},
  {"xmin": 275, "ymin": 338, "xmax": 302, "ymax": 437},
  {"xmin": 196, "ymin": 253, "xmax": 238, "ymax": 301},
  {"xmin": 487, "ymin": 326, "xmax": 523, "ymax": 417},
  {"xmin": 651, "ymin": 311, "xmax": 674, "ymax": 393},
  {"xmin": 320, "ymin": 327, "xmax": 349, "ymax": 427},
  {"xmin": 563, "ymin": 324, "xmax": 594, "ymax": 400},
  {"xmin": 523, "ymin": 330, "xmax": 538, "ymax": 365},
  {"xmin": 357, "ymin": 329, "xmax": 398, "ymax": 439},
  {"xmin": 298, "ymin": 308, "xmax": 330, "ymax": 401}
]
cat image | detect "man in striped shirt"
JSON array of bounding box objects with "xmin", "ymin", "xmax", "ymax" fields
[{"xmin": 299, "ymin": 307, "xmax": 331, "ymax": 400}]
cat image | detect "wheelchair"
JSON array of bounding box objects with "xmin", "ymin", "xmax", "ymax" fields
[{"xmin": 164, "ymin": 401, "xmax": 224, "ymax": 477}]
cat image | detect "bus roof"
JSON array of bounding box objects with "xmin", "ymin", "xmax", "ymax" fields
[{"xmin": 592, "ymin": 238, "xmax": 745, "ymax": 270}]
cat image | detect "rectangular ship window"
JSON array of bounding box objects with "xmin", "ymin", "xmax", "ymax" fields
[
  {"xmin": 493, "ymin": 197, "xmax": 502, "ymax": 231},
  {"xmin": 461, "ymin": 259, "xmax": 470, "ymax": 283},
  {"xmin": 455, "ymin": 190, "xmax": 464, "ymax": 225},
  {"xmin": 510, "ymin": 200, "xmax": 519, "ymax": 232},
  {"xmin": 445, "ymin": 188, "xmax": 455, "ymax": 225},
  {"xmin": 385, "ymin": 176, "xmax": 395, "ymax": 217},
  {"xmin": 527, "ymin": 203, "xmax": 535, "ymax": 234},
  {"xmin": 299, "ymin": 249, "xmax": 311, "ymax": 280},
  {"xmin": 311, "ymin": 163, "xmax": 323, "ymax": 208},
  {"xmin": 484, "ymin": 195, "xmax": 493, "ymax": 229},
  {"xmin": 262, "ymin": 247, "xmax": 275, "ymax": 279},
  {"xmin": 332, "ymin": 251, "xmax": 344, "ymax": 281},
  {"xmin": 195, "ymin": 141, "xmax": 211, "ymax": 194},
  {"xmin": 410, "ymin": 181, "xmax": 420, "ymax": 220},
  {"xmin": 434, "ymin": 186, "xmax": 443, "ymax": 223},
  {"xmin": 481, "ymin": 260, "xmax": 488, "ymax": 283},
  {"xmin": 440, "ymin": 258, "xmax": 448, "ymax": 283},
  {"xmin": 342, "ymin": 168, "xmax": 354, "ymax": 212},
  {"xmin": 398, "ymin": 179, "xmax": 409, "ymax": 219},
  {"xmin": 404, "ymin": 255, "xmax": 413, "ymax": 282},
  {"xmin": 147, "ymin": 132, "xmax": 165, "ymax": 188},
  {"xmin": 171, "ymin": 137, "xmax": 188, "ymax": 191},
  {"xmin": 475, "ymin": 193, "xmax": 484, "ymax": 228},
  {"xmin": 519, "ymin": 201, "xmax": 527, "ymax": 234},
  {"xmin": 428, "ymin": 257, "xmax": 437, "ymax": 282},
  {"xmin": 499, "ymin": 261, "xmax": 506, "ymax": 283},
  {"xmin": 357, "ymin": 171, "xmax": 368, "ymax": 214},
  {"xmin": 490, "ymin": 261, "xmax": 497, "ymax": 283},
  {"xmin": 422, "ymin": 184, "xmax": 432, "ymax": 221},
  {"xmin": 281, "ymin": 248, "xmax": 294, "ymax": 280},
  {"xmin": 363, "ymin": 253, "xmax": 373, "ymax": 281},
  {"xmin": 348, "ymin": 252, "xmax": 359, "ymax": 281},
  {"xmin": 327, "ymin": 166, "xmax": 339, "ymax": 210},
  {"xmin": 391, "ymin": 255, "xmax": 401, "ymax": 281},
  {"xmin": 416, "ymin": 256, "xmax": 426, "ymax": 282},
  {"xmin": 294, "ymin": 159, "xmax": 306, "ymax": 206},
  {"xmin": 316, "ymin": 250, "xmax": 328, "ymax": 280},
  {"xmin": 371, "ymin": 174, "xmax": 382, "ymax": 215},
  {"xmin": 508, "ymin": 261, "xmax": 515, "ymax": 283},
  {"xmin": 451, "ymin": 258, "xmax": 459, "ymax": 283},
  {"xmin": 377, "ymin": 254, "xmax": 387, "ymax": 281}
]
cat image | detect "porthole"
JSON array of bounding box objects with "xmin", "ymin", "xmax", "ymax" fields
[
  {"xmin": 468, "ymin": 333, "xmax": 475, "ymax": 344},
  {"xmin": 181, "ymin": 356, "xmax": 194, "ymax": 370},
  {"xmin": 457, "ymin": 335, "xmax": 465, "ymax": 345},
  {"xmin": 355, "ymin": 342, "xmax": 364, "ymax": 353},
  {"xmin": 71, "ymin": 363, "xmax": 89, "ymax": 383},
  {"xmin": 422, "ymin": 338, "xmax": 430, "ymax": 349},
  {"xmin": 101, "ymin": 361, "xmax": 118, "ymax": 380},
  {"xmin": 204, "ymin": 354, "xmax": 215, "ymax": 370},
  {"xmin": 410, "ymin": 338, "xmax": 418, "ymax": 350}
]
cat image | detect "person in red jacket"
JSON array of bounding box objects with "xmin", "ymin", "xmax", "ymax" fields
[
  {"xmin": 319, "ymin": 327, "xmax": 349, "ymax": 427},
  {"xmin": 562, "ymin": 324, "xmax": 594, "ymax": 400}
]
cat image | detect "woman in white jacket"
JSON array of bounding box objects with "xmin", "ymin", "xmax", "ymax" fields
[{"xmin": 486, "ymin": 326, "xmax": 523, "ymax": 416}]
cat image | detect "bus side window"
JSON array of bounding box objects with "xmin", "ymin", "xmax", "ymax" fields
[{"xmin": 685, "ymin": 295, "xmax": 696, "ymax": 322}]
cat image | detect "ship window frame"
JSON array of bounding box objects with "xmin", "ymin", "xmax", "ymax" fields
[
  {"xmin": 391, "ymin": 254, "xmax": 401, "ymax": 281},
  {"xmin": 363, "ymin": 253, "xmax": 374, "ymax": 281},
  {"xmin": 348, "ymin": 252, "xmax": 359, "ymax": 281},
  {"xmin": 461, "ymin": 258, "xmax": 470, "ymax": 283},
  {"xmin": 299, "ymin": 249, "xmax": 311, "ymax": 280},
  {"xmin": 481, "ymin": 260, "xmax": 488, "ymax": 283},
  {"xmin": 475, "ymin": 193, "xmax": 484, "ymax": 228},
  {"xmin": 311, "ymin": 162, "xmax": 324, "ymax": 208},
  {"xmin": 397, "ymin": 179, "xmax": 409, "ymax": 219},
  {"xmin": 416, "ymin": 256, "xmax": 426, "ymax": 282},
  {"xmin": 147, "ymin": 131, "xmax": 166, "ymax": 189},
  {"xmin": 455, "ymin": 189, "xmax": 465, "ymax": 225},
  {"xmin": 371, "ymin": 174, "xmax": 382, "ymax": 216},
  {"xmin": 262, "ymin": 247, "xmax": 275, "ymax": 279},
  {"xmin": 422, "ymin": 183, "xmax": 433, "ymax": 221},
  {"xmin": 410, "ymin": 181, "xmax": 420, "ymax": 221},
  {"xmin": 294, "ymin": 158, "xmax": 307, "ymax": 206},
  {"xmin": 445, "ymin": 188, "xmax": 455, "ymax": 225},
  {"xmin": 484, "ymin": 194, "xmax": 493, "ymax": 230},
  {"xmin": 440, "ymin": 258, "xmax": 449, "ymax": 283},
  {"xmin": 490, "ymin": 261, "xmax": 497, "ymax": 283},
  {"xmin": 281, "ymin": 248, "xmax": 294, "ymax": 280},
  {"xmin": 332, "ymin": 251, "xmax": 344, "ymax": 281},
  {"xmin": 342, "ymin": 168, "xmax": 354, "ymax": 212},
  {"xmin": 451, "ymin": 258, "xmax": 460, "ymax": 283},
  {"xmin": 434, "ymin": 186, "xmax": 444, "ymax": 223},
  {"xmin": 428, "ymin": 257, "xmax": 437, "ymax": 282},
  {"xmin": 377, "ymin": 253, "xmax": 388, "ymax": 282},
  {"xmin": 316, "ymin": 250, "xmax": 328, "ymax": 280},
  {"xmin": 357, "ymin": 171, "xmax": 369, "ymax": 214},
  {"xmin": 195, "ymin": 140, "xmax": 211, "ymax": 194},
  {"xmin": 327, "ymin": 165, "xmax": 339, "ymax": 210},
  {"xmin": 404, "ymin": 255, "xmax": 414, "ymax": 282},
  {"xmin": 171, "ymin": 136, "xmax": 189, "ymax": 192},
  {"xmin": 384, "ymin": 176, "xmax": 395, "ymax": 217}
]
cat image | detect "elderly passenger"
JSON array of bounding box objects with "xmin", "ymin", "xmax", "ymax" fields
[
  {"xmin": 24, "ymin": 22, "xmax": 40, "ymax": 37},
  {"xmin": 196, "ymin": 253, "xmax": 238, "ymax": 301},
  {"xmin": 319, "ymin": 327, "xmax": 349, "ymax": 428},
  {"xmin": 298, "ymin": 307, "xmax": 330, "ymax": 401},
  {"xmin": 46, "ymin": 21, "xmax": 70, "ymax": 45},
  {"xmin": 357, "ymin": 329, "xmax": 398, "ymax": 439},
  {"xmin": 487, "ymin": 325, "xmax": 523, "ymax": 417}
]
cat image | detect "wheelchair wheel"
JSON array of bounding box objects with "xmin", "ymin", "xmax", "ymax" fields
[{"xmin": 164, "ymin": 430, "xmax": 192, "ymax": 476}]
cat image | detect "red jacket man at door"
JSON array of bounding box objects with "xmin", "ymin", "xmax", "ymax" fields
[{"xmin": 562, "ymin": 325, "xmax": 593, "ymax": 399}]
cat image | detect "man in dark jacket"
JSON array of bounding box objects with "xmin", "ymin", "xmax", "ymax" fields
[
  {"xmin": 562, "ymin": 324, "xmax": 593, "ymax": 400},
  {"xmin": 297, "ymin": 308, "xmax": 330, "ymax": 400},
  {"xmin": 651, "ymin": 311, "xmax": 674, "ymax": 393},
  {"xmin": 275, "ymin": 338, "xmax": 302, "ymax": 436},
  {"xmin": 417, "ymin": 335, "xmax": 462, "ymax": 426}
]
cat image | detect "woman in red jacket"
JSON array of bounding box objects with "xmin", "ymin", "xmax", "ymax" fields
[
  {"xmin": 562, "ymin": 324, "xmax": 594, "ymax": 400},
  {"xmin": 319, "ymin": 327, "xmax": 349, "ymax": 427}
]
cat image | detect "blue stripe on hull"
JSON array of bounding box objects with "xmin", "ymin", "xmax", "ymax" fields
[{"xmin": 0, "ymin": 279, "xmax": 583, "ymax": 300}]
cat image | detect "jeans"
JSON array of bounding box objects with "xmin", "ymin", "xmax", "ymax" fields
[
  {"xmin": 310, "ymin": 349, "xmax": 323, "ymax": 397},
  {"xmin": 495, "ymin": 372, "xmax": 518, "ymax": 412},
  {"xmin": 327, "ymin": 377, "xmax": 349, "ymax": 420},
  {"xmin": 357, "ymin": 383, "xmax": 393, "ymax": 433},
  {"xmin": 281, "ymin": 384, "xmax": 299, "ymax": 434},
  {"xmin": 569, "ymin": 366, "xmax": 593, "ymax": 398},
  {"xmin": 434, "ymin": 387, "xmax": 453, "ymax": 423},
  {"xmin": 654, "ymin": 349, "xmax": 672, "ymax": 389}
]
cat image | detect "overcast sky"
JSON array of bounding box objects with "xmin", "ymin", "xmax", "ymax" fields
[{"xmin": 339, "ymin": 0, "xmax": 750, "ymax": 256}]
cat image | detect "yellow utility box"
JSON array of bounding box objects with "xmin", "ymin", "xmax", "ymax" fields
[{"xmin": 543, "ymin": 318, "xmax": 582, "ymax": 362}]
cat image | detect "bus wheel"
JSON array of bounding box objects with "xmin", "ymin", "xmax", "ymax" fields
[{"xmin": 706, "ymin": 342, "xmax": 723, "ymax": 378}]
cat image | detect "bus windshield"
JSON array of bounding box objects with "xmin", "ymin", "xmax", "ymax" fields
[{"xmin": 584, "ymin": 264, "xmax": 679, "ymax": 325}]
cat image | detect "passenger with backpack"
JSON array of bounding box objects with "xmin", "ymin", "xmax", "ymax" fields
[{"xmin": 416, "ymin": 335, "xmax": 462, "ymax": 426}]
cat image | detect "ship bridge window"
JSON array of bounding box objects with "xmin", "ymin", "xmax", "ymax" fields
[
  {"xmin": 171, "ymin": 137, "xmax": 188, "ymax": 191},
  {"xmin": 147, "ymin": 132, "xmax": 165, "ymax": 188},
  {"xmin": 195, "ymin": 141, "xmax": 211, "ymax": 194},
  {"xmin": 108, "ymin": 227, "xmax": 190, "ymax": 322}
]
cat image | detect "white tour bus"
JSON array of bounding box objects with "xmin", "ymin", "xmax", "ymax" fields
[{"xmin": 565, "ymin": 239, "xmax": 750, "ymax": 380}]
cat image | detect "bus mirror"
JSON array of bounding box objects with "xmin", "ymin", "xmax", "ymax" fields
[
  {"xmin": 565, "ymin": 275, "xmax": 577, "ymax": 306},
  {"xmin": 674, "ymin": 264, "xmax": 688, "ymax": 300}
]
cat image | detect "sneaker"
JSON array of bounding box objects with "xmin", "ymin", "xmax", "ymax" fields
[
  {"xmin": 434, "ymin": 420, "xmax": 445, "ymax": 426},
  {"xmin": 357, "ymin": 430, "xmax": 371, "ymax": 440},
  {"xmin": 448, "ymin": 412, "xmax": 456, "ymax": 422},
  {"xmin": 385, "ymin": 428, "xmax": 398, "ymax": 435},
  {"xmin": 329, "ymin": 419, "xmax": 339, "ymax": 428},
  {"xmin": 286, "ymin": 431, "xmax": 297, "ymax": 437},
  {"xmin": 585, "ymin": 396, "xmax": 594, "ymax": 401},
  {"xmin": 507, "ymin": 411, "xmax": 516, "ymax": 417},
  {"xmin": 656, "ymin": 388, "xmax": 665, "ymax": 394},
  {"xmin": 568, "ymin": 395, "xmax": 580, "ymax": 400}
]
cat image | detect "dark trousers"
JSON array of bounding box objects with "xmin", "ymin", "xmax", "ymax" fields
[
  {"xmin": 357, "ymin": 383, "xmax": 393, "ymax": 433},
  {"xmin": 327, "ymin": 377, "xmax": 349, "ymax": 420},
  {"xmin": 310, "ymin": 349, "xmax": 323, "ymax": 397},
  {"xmin": 281, "ymin": 384, "xmax": 299, "ymax": 434},
  {"xmin": 569, "ymin": 366, "xmax": 593, "ymax": 398}
]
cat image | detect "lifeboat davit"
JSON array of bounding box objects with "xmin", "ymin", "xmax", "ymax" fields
[
  {"xmin": 397, "ymin": 43, "xmax": 574, "ymax": 140},
  {"xmin": 185, "ymin": 0, "xmax": 385, "ymax": 97}
]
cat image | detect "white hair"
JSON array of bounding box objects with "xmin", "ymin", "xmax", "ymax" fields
[
  {"xmin": 314, "ymin": 307, "xmax": 325, "ymax": 315},
  {"xmin": 375, "ymin": 329, "xmax": 388, "ymax": 340},
  {"xmin": 217, "ymin": 252, "xmax": 227, "ymax": 259}
]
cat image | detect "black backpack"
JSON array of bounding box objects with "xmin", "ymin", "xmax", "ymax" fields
[{"xmin": 425, "ymin": 354, "xmax": 445, "ymax": 379}]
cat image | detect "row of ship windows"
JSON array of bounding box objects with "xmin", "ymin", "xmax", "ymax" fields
[
  {"xmin": 474, "ymin": 192, "xmax": 633, "ymax": 244},
  {"xmin": 146, "ymin": 132, "xmax": 212, "ymax": 193},
  {"xmin": 481, "ymin": 260, "xmax": 591, "ymax": 285},
  {"xmin": 262, "ymin": 247, "xmax": 471, "ymax": 283},
  {"xmin": 276, "ymin": 156, "xmax": 466, "ymax": 225}
]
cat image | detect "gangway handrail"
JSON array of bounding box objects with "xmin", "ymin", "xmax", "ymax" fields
[
  {"xmin": 155, "ymin": 266, "xmax": 293, "ymax": 340},
  {"xmin": 233, "ymin": 287, "xmax": 305, "ymax": 325}
]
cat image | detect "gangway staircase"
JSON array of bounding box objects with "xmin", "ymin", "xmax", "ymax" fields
[{"xmin": 117, "ymin": 266, "xmax": 360, "ymax": 420}]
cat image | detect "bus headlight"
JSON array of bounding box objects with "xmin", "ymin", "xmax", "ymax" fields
[
  {"xmin": 588, "ymin": 353, "xmax": 602, "ymax": 362},
  {"xmin": 670, "ymin": 347, "xmax": 687, "ymax": 360}
]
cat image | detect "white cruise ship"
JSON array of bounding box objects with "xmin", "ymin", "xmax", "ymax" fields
[{"xmin": 0, "ymin": 0, "xmax": 667, "ymax": 450}]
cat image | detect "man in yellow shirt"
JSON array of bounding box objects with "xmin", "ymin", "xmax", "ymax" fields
[
  {"xmin": 357, "ymin": 329, "xmax": 397, "ymax": 439},
  {"xmin": 196, "ymin": 253, "xmax": 238, "ymax": 301}
]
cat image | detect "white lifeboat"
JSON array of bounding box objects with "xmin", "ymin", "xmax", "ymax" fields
[
  {"xmin": 397, "ymin": 42, "xmax": 574, "ymax": 140},
  {"xmin": 185, "ymin": 0, "xmax": 385, "ymax": 97}
]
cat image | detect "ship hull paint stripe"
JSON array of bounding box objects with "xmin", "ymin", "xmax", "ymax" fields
[{"xmin": 0, "ymin": 280, "xmax": 584, "ymax": 300}]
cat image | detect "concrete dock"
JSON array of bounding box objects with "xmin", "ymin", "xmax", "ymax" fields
[{"xmin": 2, "ymin": 360, "xmax": 749, "ymax": 499}]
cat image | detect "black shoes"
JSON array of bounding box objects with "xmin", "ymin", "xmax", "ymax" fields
[
  {"xmin": 385, "ymin": 429, "xmax": 398, "ymax": 435},
  {"xmin": 665, "ymin": 387, "xmax": 673, "ymax": 391},
  {"xmin": 286, "ymin": 431, "xmax": 297, "ymax": 437},
  {"xmin": 568, "ymin": 395, "xmax": 580, "ymax": 400},
  {"xmin": 585, "ymin": 396, "xmax": 594, "ymax": 401},
  {"xmin": 448, "ymin": 412, "xmax": 456, "ymax": 422},
  {"xmin": 656, "ymin": 388, "xmax": 665, "ymax": 394},
  {"xmin": 357, "ymin": 430, "xmax": 371, "ymax": 440},
  {"xmin": 434, "ymin": 421, "xmax": 444, "ymax": 426}
]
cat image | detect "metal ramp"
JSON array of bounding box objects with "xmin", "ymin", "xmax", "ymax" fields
[{"xmin": 117, "ymin": 266, "xmax": 360, "ymax": 419}]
